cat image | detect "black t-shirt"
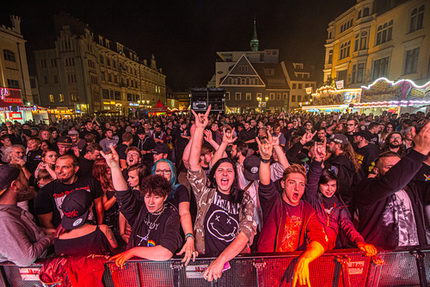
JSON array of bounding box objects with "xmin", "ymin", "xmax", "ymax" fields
[
  {"xmin": 34, "ymin": 176, "xmax": 103, "ymax": 228},
  {"xmin": 77, "ymin": 156, "xmax": 94, "ymax": 177},
  {"xmin": 26, "ymin": 149, "xmax": 43, "ymax": 173},
  {"xmin": 115, "ymin": 143, "xmax": 128, "ymax": 160},
  {"xmin": 137, "ymin": 137, "xmax": 155, "ymax": 164},
  {"xmin": 168, "ymin": 184, "xmax": 190, "ymax": 209},
  {"xmin": 413, "ymin": 163, "xmax": 430, "ymax": 183},
  {"xmin": 54, "ymin": 225, "xmax": 112, "ymax": 256},
  {"xmin": 204, "ymin": 190, "xmax": 240, "ymax": 257},
  {"xmin": 355, "ymin": 143, "xmax": 380, "ymax": 176},
  {"xmin": 127, "ymin": 202, "xmax": 182, "ymax": 254}
]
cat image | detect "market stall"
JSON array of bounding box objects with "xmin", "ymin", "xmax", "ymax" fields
[
  {"xmin": 148, "ymin": 100, "xmax": 168, "ymax": 116},
  {"xmin": 356, "ymin": 77, "xmax": 430, "ymax": 115},
  {"xmin": 301, "ymin": 86, "xmax": 361, "ymax": 114}
]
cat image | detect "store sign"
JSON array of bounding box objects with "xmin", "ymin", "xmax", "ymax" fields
[
  {"xmin": 335, "ymin": 80, "xmax": 344, "ymax": 89},
  {"xmin": 0, "ymin": 87, "xmax": 22, "ymax": 104}
]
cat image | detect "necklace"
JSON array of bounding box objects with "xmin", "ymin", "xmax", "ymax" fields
[{"xmin": 138, "ymin": 205, "xmax": 166, "ymax": 245}]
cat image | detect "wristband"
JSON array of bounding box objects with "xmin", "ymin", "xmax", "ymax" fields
[
  {"xmin": 185, "ymin": 233, "xmax": 195, "ymax": 241},
  {"xmin": 260, "ymin": 158, "xmax": 270, "ymax": 164}
]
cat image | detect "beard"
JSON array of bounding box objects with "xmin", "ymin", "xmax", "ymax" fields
[
  {"xmin": 389, "ymin": 141, "xmax": 401, "ymax": 149},
  {"xmin": 17, "ymin": 186, "xmax": 37, "ymax": 202}
]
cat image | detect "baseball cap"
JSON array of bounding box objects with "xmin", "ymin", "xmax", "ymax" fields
[
  {"xmin": 153, "ymin": 144, "xmax": 169, "ymax": 154},
  {"xmin": 57, "ymin": 136, "xmax": 72, "ymax": 146},
  {"xmin": 243, "ymin": 155, "xmax": 260, "ymax": 181},
  {"xmin": 60, "ymin": 189, "xmax": 92, "ymax": 230},
  {"xmin": 354, "ymin": 130, "xmax": 373, "ymax": 141},
  {"xmin": 68, "ymin": 130, "xmax": 79, "ymax": 136},
  {"xmin": 329, "ymin": 134, "xmax": 349, "ymax": 145},
  {"xmin": 0, "ymin": 165, "xmax": 20, "ymax": 197}
]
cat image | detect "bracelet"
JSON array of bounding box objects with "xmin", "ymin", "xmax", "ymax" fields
[
  {"xmin": 185, "ymin": 233, "xmax": 195, "ymax": 241},
  {"xmin": 260, "ymin": 158, "xmax": 270, "ymax": 163}
]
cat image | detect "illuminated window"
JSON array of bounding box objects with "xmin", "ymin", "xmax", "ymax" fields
[
  {"xmin": 49, "ymin": 94, "xmax": 54, "ymax": 103},
  {"xmin": 410, "ymin": 5, "xmax": 424, "ymax": 32},
  {"xmin": 246, "ymin": 93, "xmax": 251, "ymax": 101},
  {"xmin": 404, "ymin": 48, "xmax": 420, "ymax": 74},
  {"xmin": 339, "ymin": 41, "xmax": 351, "ymax": 59},
  {"xmin": 59, "ymin": 94, "xmax": 64, "ymax": 102}
]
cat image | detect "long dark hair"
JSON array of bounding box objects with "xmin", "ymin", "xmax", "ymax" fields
[{"xmin": 209, "ymin": 158, "xmax": 244, "ymax": 204}]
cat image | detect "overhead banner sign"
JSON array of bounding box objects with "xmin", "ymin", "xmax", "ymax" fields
[{"xmin": 0, "ymin": 87, "xmax": 22, "ymax": 106}]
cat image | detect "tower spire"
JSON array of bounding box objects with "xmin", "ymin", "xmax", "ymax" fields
[{"xmin": 250, "ymin": 19, "xmax": 259, "ymax": 51}]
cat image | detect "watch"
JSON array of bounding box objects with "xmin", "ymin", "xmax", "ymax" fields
[{"xmin": 260, "ymin": 158, "xmax": 270, "ymax": 163}]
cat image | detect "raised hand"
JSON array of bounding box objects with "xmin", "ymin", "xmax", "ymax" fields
[
  {"xmin": 222, "ymin": 127, "xmax": 237, "ymax": 144},
  {"xmin": 272, "ymin": 133, "xmax": 280, "ymax": 147},
  {"xmin": 203, "ymin": 129, "xmax": 213, "ymax": 142},
  {"xmin": 312, "ymin": 140, "xmax": 326, "ymax": 162},
  {"xmin": 100, "ymin": 145, "xmax": 120, "ymax": 169},
  {"xmin": 257, "ymin": 132, "xmax": 273, "ymax": 160},
  {"xmin": 300, "ymin": 131, "xmax": 317, "ymax": 145},
  {"xmin": 191, "ymin": 105, "xmax": 211, "ymax": 129},
  {"xmin": 413, "ymin": 120, "xmax": 430, "ymax": 155}
]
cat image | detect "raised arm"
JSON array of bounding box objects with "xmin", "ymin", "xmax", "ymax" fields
[
  {"xmin": 211, "ymin": 128, "xmax": 236, "ymax": 167},
  {"xmin": 272, "ymin": 133, "xmax": 290, "ymax": 169},
  {"xmin": 189, "ymin": 106, "xmax": 211, "ymax": 172},
  {"xmin": 101, "ymin": 145, "xmax": 128, "ymax": 191},
  {"xmin": 257, "ymin": 136, "xmax": 273, "ymax": 185},
  {"xmin": 182, "ymin": 125, "xmax": 196, "ymax": 170}
]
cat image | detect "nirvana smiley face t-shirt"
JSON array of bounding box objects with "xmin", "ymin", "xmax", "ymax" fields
[{"xmin": 204, "ymin": 190, "xmax": 240, "ymax": 257}]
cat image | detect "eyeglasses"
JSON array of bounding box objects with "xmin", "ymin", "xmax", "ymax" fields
[{"xmin": 155, "ymin": 169, "xmax": 172, "ymax": 175}]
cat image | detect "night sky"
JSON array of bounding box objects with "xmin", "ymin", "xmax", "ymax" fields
[{"xmin": 1, "ymin": 0, "xmax": 355, "ymax": 90}]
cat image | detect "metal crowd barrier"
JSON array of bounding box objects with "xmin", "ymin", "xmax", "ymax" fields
[{"xmin": 1, "ymin": 247, "xmax": 430, "ymax": 287}]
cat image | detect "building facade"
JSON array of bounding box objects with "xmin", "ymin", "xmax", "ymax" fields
[
  {"xmin": 323, "ymin": 0, "xmax": 430, "ymax": 88},
  {"xmin": 34, "ymin": 14, "xmax": 166, "ymax": 116},
  {"xmin": 282, "ymin": 62, "xmax": 317, "ymax": 110},
  {"xmin": 210, "ymin": 21, "xmax": 290, "ymax": 113},
  {"xmin": 0, "ymin": 16, "xmax": 32, "ymax": 106}
]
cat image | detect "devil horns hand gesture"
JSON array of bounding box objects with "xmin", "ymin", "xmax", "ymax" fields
[{"xmin": 191, "ymin": 105, "xmax": 211, "ymax": 129}]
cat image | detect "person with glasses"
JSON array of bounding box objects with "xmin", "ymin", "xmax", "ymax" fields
[{"xmin": 152, "ymin": 159, "xmax": 196, "ymax": 265}]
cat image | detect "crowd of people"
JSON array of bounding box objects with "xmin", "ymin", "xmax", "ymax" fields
[{"xmin": 0, "ymin": 108, "xmax": 429, "ymax": 285}]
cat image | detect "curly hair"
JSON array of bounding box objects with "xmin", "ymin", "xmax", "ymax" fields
[
  {"xmin": 140, "ymin": 174, "xmax": 171, "ymax": 198},
  {"xmin": 92, "ymin": 159, "xmax": 114, "ymax": 192}
]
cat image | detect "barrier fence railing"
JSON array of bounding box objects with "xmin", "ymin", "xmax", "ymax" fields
[{"xmin": 2, "ymin": 247, "xmax": 430, "ymax": 287}]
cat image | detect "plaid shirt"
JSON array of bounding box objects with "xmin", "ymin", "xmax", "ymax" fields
[{"xmin": 187, "ymin": 168, "xmax": 257, "ymax": 255}]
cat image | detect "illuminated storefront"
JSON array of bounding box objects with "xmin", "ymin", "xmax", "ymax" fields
[
  {"xmin": 356, "ymin": 78, "xmax": 430, "ymax": 115},
  {"xmin": 301, "ymin": 86, "xmax": 361, "ymax": 113}
]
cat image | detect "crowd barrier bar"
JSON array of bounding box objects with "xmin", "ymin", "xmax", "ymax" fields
[{"xmin": 2, "ymin": 247, "xmax": 430, "ymax": 287}]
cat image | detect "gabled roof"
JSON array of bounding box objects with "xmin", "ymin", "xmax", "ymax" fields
[
  {"xmin": 283, "ymin": 62, "xmax": 317, "ymax": 82},
  {"xmin": 219, "ymin": 54, "xmax": 265, "ymax": 87},
  {"xmin": 253, "ymin": 63, "xmax": 290, "ymax": 89}
]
